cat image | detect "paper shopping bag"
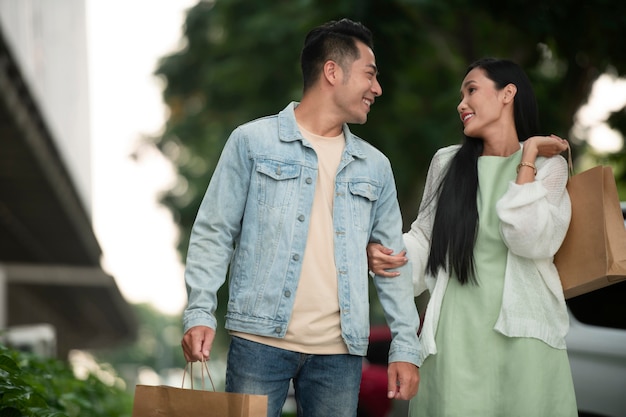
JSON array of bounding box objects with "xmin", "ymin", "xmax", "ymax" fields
[
  {"xmin": 131, "ymin": 384, "xmax": 268, "ymax": 417},
  {"xmin": 554, "ymin": 164, "xmax": 626, "ymax": 299}
]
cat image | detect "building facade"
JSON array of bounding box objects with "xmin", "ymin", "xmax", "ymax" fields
[{"xmin": 0, "ymin": 0, "xmax": 135, "ymax": 359}]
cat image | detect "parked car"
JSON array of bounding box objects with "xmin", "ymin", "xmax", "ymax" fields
[
  {"xmin": 357, "ymin": 205, "xmax": 626, "ymax": 417},
  {"xmin": 564, "ymin": 202, "xmax": 626, "ymax": 417},
  {"xmin": 566, "ymin": 283, "xmax": 626, "ymax": 417}
]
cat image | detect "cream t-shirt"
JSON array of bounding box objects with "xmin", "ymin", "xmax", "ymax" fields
[{"xmin": 233, "ymin": 125, "xmax": 348, "ymax": 354}]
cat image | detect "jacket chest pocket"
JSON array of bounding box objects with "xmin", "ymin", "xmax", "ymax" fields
[
  {"xmin": 348, "ymin": 181, "xmax": 380, "ymax": 231},
  {"xmin": 255, "ymin": 160, "xmax": 301, "ymax": 208}
]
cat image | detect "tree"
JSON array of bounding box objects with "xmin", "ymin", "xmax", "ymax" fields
[
  {"xmin": 152, "ymin": 0, "xmax": 626, "ymax": 329},
  {"xmin": 154, "ymin": 0, "xmax": 626, "ymax": 250}
]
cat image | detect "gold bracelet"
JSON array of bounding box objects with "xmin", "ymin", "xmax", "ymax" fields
[{"xmin": 517, "ymin": 161, "xmax": 537, "ymax": 175}]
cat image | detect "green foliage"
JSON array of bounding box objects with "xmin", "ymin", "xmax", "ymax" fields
[
  {"xmin": 0, "ymin": 344, "xmax": 132, "ymax": 417},
  {"xmin": 152, "ymin": 0, "xmax": 626, "ymax": 330},
  {"xmin": 155, "ymin": 0, "xmax": 626, "ymax": 254}
]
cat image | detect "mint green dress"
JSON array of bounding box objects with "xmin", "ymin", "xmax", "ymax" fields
[{"xmin": 410, "ymin": 151, "xmax": 577, "ymax": 417}]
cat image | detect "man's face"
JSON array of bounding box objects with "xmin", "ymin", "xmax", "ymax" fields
[{"xmin": 334, "ymin": 41, "xmax": 382, "ymax": 125}]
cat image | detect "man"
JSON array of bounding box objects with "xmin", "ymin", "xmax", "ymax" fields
[{"xmin": 181, "ymin": 18, "xmax": 421, "ymax": 417}]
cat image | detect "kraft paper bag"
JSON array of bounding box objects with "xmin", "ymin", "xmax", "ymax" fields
[
  {"xmin": 131, "ymin": 384, "xmax": 268, "ymax": 417},
  {"xmin": 132, "ymin": 361, "xmax": 268, "ymax": 417},
  {"xmin": 554, "ymin": 163, "xmax": 626, "ymax": 299}
]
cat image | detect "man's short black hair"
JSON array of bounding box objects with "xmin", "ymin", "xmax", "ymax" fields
[{"xmin": 300, "ymin": 18, "xmax": 374, "ymax": 92}]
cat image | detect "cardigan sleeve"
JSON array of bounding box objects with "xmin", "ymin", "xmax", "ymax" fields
[
  {"xmin": 495, "ymin": 154, "xmax": 571, "ymax": 349},
  {"xmin": 496, "ymin": 154, "xmax": 571, "ymax": 259},
  {"xmin": 404, "ymin": 145, "xmax": 459, "ymax": 296}
]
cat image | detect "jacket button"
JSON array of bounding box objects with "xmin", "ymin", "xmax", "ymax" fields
[
  {"xmin": 275, "ymin": 327, "xmax": 282, "ymax": 333},
  {"xmin": 284, "ymin": 290, "xmax": 291, "ymax": 297},
  {"xmin": 292, "ymin": 254, "xmax": 300, "ymax": 261},
  {"xmin": 305, "ymin": 177, "xmax": 312, "ymax": 184},
  {"xmin": 298, "ymin": 214, "xmax": 305, "ymax": 222}
]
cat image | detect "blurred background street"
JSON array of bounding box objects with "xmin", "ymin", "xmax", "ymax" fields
[{"xmin": 1, "ymin": 1, "xmax": 625, "ymax": 416}]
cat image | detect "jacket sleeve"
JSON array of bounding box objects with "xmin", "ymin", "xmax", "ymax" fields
[
  {"xmin": 182, "ymin": 127, "xmax": 251, "ymax": 333},
  {"xmin": 369, "ymin": 158, "xmax": 422, "ymax": 366}
]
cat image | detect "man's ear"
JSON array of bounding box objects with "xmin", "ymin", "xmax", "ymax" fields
[
  {"xmin": 323, "ymin": 60, "xmax": 341, "ymax": 85},
  {"xmin": 503, "ymin": 83, "xmax": 517, "ymax": 104}
]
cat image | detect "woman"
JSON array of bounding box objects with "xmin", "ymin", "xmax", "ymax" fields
[{"xmin": 368, "ymin": 58, "xmax": 577, "ymax": 416}]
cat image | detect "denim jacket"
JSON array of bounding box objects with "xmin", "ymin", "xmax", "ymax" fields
[{"xmin": 183, "ymin": 102, "xmax": 421, "ymax": 365}]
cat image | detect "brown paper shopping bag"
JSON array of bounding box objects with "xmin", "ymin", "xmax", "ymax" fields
[
  {"xmin": 131, "ymin": 361, "xmax": 268, "ymax": 417},
  {"xmin": 554, "ymin": 154, "xmax": 626, "ymax": 299},
  {"xmin": 131, "ymin": 385, "xmax": 268, "ymax": 417}
]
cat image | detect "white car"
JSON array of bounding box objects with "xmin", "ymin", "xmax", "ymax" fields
[
  {"xmin": 566, "ymin": 306, "xmax": 626, "ymax": 417},
  {"xmin": 564, "ymin": 203, "xmax": 626, "ymax": 417}
]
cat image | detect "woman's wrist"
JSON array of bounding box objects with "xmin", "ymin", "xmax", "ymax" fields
[
  {"xmin": 522, "ymin": 137, "xmax": 539, "ymax": 161},
  {"xmin": 517, "ymin": 161, "xmax": 537, "ymax": 175}
]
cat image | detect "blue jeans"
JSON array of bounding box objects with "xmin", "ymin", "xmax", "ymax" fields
[{"xmin": 225, "ymin": 336, "xmax": 363, "ymax": 417}]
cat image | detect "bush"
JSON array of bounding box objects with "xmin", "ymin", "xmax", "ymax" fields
[{"xmin": 0, "ymin": 344, "xmax": 133, "ymax": 417}]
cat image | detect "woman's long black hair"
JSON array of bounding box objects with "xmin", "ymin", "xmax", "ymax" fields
[{"xmin": 426, "ymin": 58, "xmax": 541, "ymax": 284}]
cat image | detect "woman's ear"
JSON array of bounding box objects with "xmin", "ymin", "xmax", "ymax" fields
[{"xmin": 503, "ymin": 83, "xmax": 517, "ymax": 104}]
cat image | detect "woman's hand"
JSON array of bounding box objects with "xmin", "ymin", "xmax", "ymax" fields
[
  {"xmin": 517, "ymin": 134, "xmax": 569, "ymax": 184},
  {"xmin": 524, "ymin": 134, "xmax": 569, "ymax": 159},
  {"xmin": 367, "ymin": 243, "xmax": 408, "ymax": 277}
]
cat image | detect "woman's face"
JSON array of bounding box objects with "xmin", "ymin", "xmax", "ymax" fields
[{"xmin": 457, "ymin": 67, "xmax": 507, "ymax": 138}]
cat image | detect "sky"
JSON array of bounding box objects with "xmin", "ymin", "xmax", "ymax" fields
[{"xmin": 86, "ymin": 0, "xmax": 197, "ymax": 315}]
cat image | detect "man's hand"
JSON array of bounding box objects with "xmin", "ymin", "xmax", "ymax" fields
[
  {"xmin": 387, "ymin": 361, "xmax": 420, "ymax": 400},
  {"xmin": 181, "ymin": 326, "xmax": 216, "ymax": 362}
]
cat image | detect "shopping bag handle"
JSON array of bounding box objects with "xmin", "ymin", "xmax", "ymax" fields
[
  {"xmin": 565, "ymin": 142, "xmax": 574, "ymax": 177},
  {"xmin": 182, "ymin": 359, "xmax": 216, "ymax": 391}
]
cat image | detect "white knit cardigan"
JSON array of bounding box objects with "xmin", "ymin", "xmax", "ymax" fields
[{"xmin": 405, "ymin": 144, "xmax": 572, "ymax": 366}]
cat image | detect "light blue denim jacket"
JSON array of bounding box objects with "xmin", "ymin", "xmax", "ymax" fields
[{"xmin": 183, "ymin": 102, "xmax": 421, "ymax": 365}]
